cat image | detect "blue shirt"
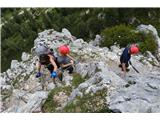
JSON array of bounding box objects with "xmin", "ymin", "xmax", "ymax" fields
[{"xmin": 120, "ymin": 47, "xmax": 131, "ymax": 64}]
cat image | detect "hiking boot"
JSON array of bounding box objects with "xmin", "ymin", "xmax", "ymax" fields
[
  {"xmin": 126, "ymin": 68, "xmax": 130, "ymax": 72},
  {"xmin": 119, "ymin": 64, "xmax": 122, "ymax": 68},
  {"xmin": 121, "ymin": 68, "xmax": 130, "ymax": 72}
]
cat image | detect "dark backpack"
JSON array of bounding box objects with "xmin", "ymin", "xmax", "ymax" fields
[{"xmin": 39, "ymin": 54, "xmax": 50, "ymax": 65}]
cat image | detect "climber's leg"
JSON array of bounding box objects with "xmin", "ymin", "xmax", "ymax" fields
[
  {"xmin": 47, "ymin": 64, "xmax": 56, "ymax": 84},
  {"xmin": 58, "ymin": 70, "xmax": 63, "ymax": 81},
  {"xmin": 64, "ymin": 65, "xmax": 74, "ymax": 74},
  {"xmin": 125, "ymin": 63, "xmax": 130, "ymax": 72}
]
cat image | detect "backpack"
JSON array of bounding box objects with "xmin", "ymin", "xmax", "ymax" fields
[
  {"xmin": 35, "ymin": 43, "xmax": 49, "ymax": 56},
  {"xmin": 39, "ymin": 54, "xmax": 50, "ymax": 65}
]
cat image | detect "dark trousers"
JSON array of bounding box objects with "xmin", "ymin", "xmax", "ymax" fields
[
  {"xmin": 63, "ymin": 66, "xmax": 74, "ymax": 74},
  {"xmin": 119, "ymin": 59, "xmax": 129, "ymax": 71},
  {"xmin": 46, "ymin": 64, "xmax": 54, "ymax": 73}
]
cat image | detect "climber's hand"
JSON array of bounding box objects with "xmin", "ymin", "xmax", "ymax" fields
[
  {"xmin": 51, "ymin": 71, "xmax": 57, "ymax": 78},
  {"xmin": 70, "ymin": 60, "xmax": 74, "ymax": 65},
  {"xmin": 36, "ymin": 72, "xmax": 42, "ymax": 78}
]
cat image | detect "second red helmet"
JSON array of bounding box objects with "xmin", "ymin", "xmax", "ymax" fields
[{"xmin": 58, "ymin": 45, "xmax": 70, "ymax": 55}]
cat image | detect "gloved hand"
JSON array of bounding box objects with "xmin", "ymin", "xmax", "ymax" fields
[
  {"xmin": 36, "ymin": 72, "xmax": 42, "ymax": 78},
  {"xmin": 51, "ymin": 71, "xmax": 57, "ymax": 78}
]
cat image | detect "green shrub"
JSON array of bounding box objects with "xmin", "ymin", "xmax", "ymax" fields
[
  {"xmin": 139, "ymin": 32, "xmax": 158, "ymax": 54},
  {"xmin": 101, "ymin": 24, "xmax": 138, "ymax": 48},
  {"xmin": 2, "ymin": 8, "xmax": 160, "ymax": 72},
  {"xmin": 42, "ymin": 86, "xmax": 72, "ymax": 112},
  {"xmin": 72, "ymin": 73, "xmax": 85, "ymax": 88},
  {"xmin": 101, "ymin": 24, "xmax": 158, "ymax": 54},
  {"xmin": 63, "ymin": 88, "xmax": 109, "ymax": 113}
]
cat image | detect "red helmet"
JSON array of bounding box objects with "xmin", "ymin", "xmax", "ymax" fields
[
  {"xmin": 130, "ymin": 44, "xmax": 139, "ymax": 54},
  {"xmin": 58, "ymin": 45, "xmax": 70, "ymax": 55}
]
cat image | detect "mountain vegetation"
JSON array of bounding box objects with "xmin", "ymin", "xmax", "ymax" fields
[{"xmin": 1, "ymin": 8, "xmax": 160, "ymax": 72}]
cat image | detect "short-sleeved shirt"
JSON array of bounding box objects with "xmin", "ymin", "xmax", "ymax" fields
[
  {"xmin": 57, "ymin": 55, "xmax": 71, "ymax": 65},
  {"xmin": 120, "ymin": 47, "xmax": 131, "ymax": 64}
]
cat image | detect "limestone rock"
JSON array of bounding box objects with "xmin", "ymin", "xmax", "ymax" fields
[
  {"xmin": 21, "ymin": 52, "xmax": 30, "ymax": 61},
  {"xmin": 10, "ymin": 60, "xmax": 19, "ymax": 69}
]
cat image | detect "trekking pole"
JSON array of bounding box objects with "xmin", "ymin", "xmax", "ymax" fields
[
  {"xmin": 40, "ymin": 73, "xmax": 45, "ymax": 90},
  {"xmin": 131, "ymin": 65, "xmax": 140, "ymax": 73},
  {"xmin": 129, "ymin": 61, "xmax": 140, "ymax": 73}
]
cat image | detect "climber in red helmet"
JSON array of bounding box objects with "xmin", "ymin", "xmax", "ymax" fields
[
  {"xmin": 57, "ymin": 45, "xmax": 75, "ymax": 75},
  {"xmin": 58, "ymin": 45, "xmax": 70, "ymax": 55},
  {"xmin": 119, "ymin": 44, "xmax": 139, "ymax": 76}
]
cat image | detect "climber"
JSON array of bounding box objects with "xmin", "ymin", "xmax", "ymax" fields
[
  {"xmin": 57, "ymin": 45, "xmax": 75, "ymax": 75},
  {"xmin": 119, "ymin": 44, "xmax": 139, "ymax": 75},
  {"xmin": 35, "ymin": 43, "xmax": 58, "ymax": 83}
]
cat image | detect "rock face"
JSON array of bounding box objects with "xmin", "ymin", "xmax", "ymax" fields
[
  {"xmin": 89, "ymin": 34, "xmax": 102, "ymax": 46},
  {"xmin": 108, "ymin": 70, "xmax": 160, "ymax": 113},
  {"xmin": 137, "ymin": 24, "xmax": 160, "ymax": 61},
  {"xmin": 21, "ymin": 52, "xmax": 31, "ymax": 62},
  {"xmin": 1, "ymin": 27, "xmax": 160, "ymax": 113}
]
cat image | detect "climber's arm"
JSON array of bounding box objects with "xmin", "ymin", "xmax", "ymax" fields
[
  {"xmin": 66, "ymin": 54, "xmax": 75, "ymax": 61},
  {"xmin": 60, "ymin": 61, "xmax": 73, "ymax": 68},
  {"xmin": 49, "ymin": 55, "xmax": 57, "ymax": 71},
  {"xmin": 36, "ymin": 61, "xmax": 41, "ymax": 72}
]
